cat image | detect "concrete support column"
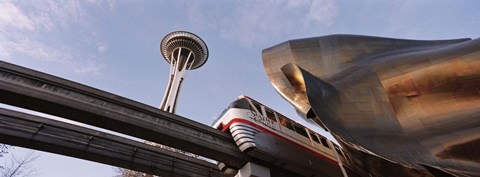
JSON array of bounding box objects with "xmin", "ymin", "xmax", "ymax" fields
[{"xmin": 235, "ymin": 162, "xmax": 270, "ymax": 177}]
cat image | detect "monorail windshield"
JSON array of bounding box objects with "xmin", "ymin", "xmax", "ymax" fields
[
  {"xmin": 229, "ymin": 98, "xmax": 251, "ymax": 109},
  {"xmin": 214, "ymin": 98, "xmax": 251, "ymax": 124}
]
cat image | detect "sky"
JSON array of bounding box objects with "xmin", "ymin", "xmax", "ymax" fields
[{"xmin": 1, "ymin": 0, "xmax": 480, "ymax": 176}]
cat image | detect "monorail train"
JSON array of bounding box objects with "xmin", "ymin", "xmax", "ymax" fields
[{"xmin": 212, "ymin": 95, "xmax": 357, "ymax": 177}]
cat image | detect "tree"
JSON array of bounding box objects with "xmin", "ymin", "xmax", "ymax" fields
[
  {"xmin": 113, "ymin": 168, "xmax": 153, "ymax": 177},
  {"xmin": 0, "ymin": 145, "xmax": 8, "ymax": 156},
  {"xmin": 113, "ymin": 142, "xmax": 208, "ymax": 177},
  {"xmin": 1, "ymin": 147, "xmax": 39, "ymax": 177},
  {"xmin": 0, "ymin": 144, "xmax": 9, "ymax": 170}
]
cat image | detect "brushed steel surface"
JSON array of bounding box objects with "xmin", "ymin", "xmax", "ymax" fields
[{"xmin": 262, "ymin": 35, "xmax": 480, "ymax": 176}]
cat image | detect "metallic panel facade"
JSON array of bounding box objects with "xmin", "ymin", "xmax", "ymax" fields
[{"xmin": 262, "ymin": 35, "xmax": 480, "ymax": 176}]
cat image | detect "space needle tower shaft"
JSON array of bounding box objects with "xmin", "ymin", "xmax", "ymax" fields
[{"xmin": 159, "ymin": 31, "xmax": 209, "ymax": 113}]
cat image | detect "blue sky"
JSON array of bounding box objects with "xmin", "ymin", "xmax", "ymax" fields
[{"xmin": 1, "ymin": 0, "xmax": 480, "ymax": 176}]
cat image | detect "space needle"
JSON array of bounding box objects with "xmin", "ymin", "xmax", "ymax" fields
[{"xmin": 159, "ymin": 31, "xmax": 209, "ymax": 113}]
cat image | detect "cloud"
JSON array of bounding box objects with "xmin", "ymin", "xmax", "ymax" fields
[
  {"xmin": 86, "ymin": 0, "xmax": 116, "ymax": 10},
  {"xmin": 31, "ymin": 0, "xmax": 88, "ymax": 29},
  {"xmin": 18, "ymin": 40, "xmax": 56, "ymax": 60},
  {"xmin": 0, "ymin": 32, "xmax": 11, "ymax": 59},
  {"xmin": 383, "ymin": 0, "xmax": 430, "ymax": 38},
  {"xmin": 286, "ymin": 0, "xmax": 309, "ymax": 8},
  {"xmin": 96, "ymin": 42, "xmax": 109, "ymax": 54},
  {"xmin": 0, "ymin": 0, "xmax": 35, "ymax": 30},
  {"xmin": 218, "ymin": 1, "xmax": 286, "ymax": 47},
  {"xmin": 305, "ymin": 0, "xmax": 337, "ymax": 26},
  {"xmin": 185, "ymin": 0, "xmax": 338, "ymax": 48},
  {"xmin": 0, "ymin": 0, "xmax": 109, "ymax": 75},
  {"xmin": 74, "ymin": 60, "xmax": 105, "ymax": 75}
]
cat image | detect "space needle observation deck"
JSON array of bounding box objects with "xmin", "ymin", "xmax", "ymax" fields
[{"xmin": 159, "ymin": 31, "xmax": 209, "ymax": 113}]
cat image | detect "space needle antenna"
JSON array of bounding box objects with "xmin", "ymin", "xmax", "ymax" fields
[{"xmin": 159, "ymin": 31, "xmax": 209, "ymax": 113}]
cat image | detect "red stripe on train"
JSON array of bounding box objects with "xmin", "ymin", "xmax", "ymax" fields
[{"xmin": 221, "ymin": 118, "xmax": 338, "ymax": 165}]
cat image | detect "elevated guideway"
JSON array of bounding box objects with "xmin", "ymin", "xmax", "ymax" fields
[
  {"xmin": 0, "ymin": 61, "xmax": 305, "ymax": 177},
  {"xmin": 0, "ymin": 61, "xmax": 249, "ymax": 169},
  {"xmin": 0, "ymin": 108, "xmax": 228, "ymax": 177}
]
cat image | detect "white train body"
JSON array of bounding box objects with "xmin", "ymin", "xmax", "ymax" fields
[{"xmin": 212, "ymin": 96, "xmax": 352, "ymax": 177}]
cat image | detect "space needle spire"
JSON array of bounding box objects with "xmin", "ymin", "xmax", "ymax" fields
[{"xmin": 159, "ymin": 31, "xmax": 209, "ymax": 113}]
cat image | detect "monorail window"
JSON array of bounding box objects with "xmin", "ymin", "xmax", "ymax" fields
[
  {"xmin": 264, "ymin": 108, "xmax": 277, "ymax": 122},
  {"xmin": 252, "ymin": 101, "xmax": 263, "ymax": 114},
  {"xmin": 279, "ymin": 116, "xmax": 295, "ymax": 131},
  {"xmin": 213, "ymin": 98, "xmax": 252, "ymax": 125},
  {"xmin": 320, "ymin": 137, "xmax": 330, "ymax": 149},
  {"xmin": 293, "ymin": 124, "xmax": 308, "ymax": 138},
  {"xmin": 310, "ymin": 132, "xmax": 320, "ymax": 144},
  {"xmin": 229, "ymin": 98, "xmax": 251, "ymax": 109}
]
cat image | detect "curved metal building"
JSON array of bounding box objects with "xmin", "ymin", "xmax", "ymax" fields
[{"xmin": 262, "ymin": 35, "xmax": 480, "ymax": 176}]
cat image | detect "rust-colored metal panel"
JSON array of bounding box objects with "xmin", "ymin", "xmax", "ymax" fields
[{"xmin": 262, "ymin": 35, "xmax": 480, "ymax": 176}]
